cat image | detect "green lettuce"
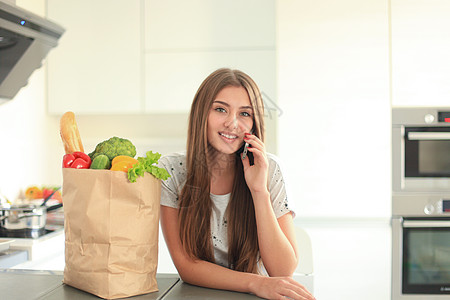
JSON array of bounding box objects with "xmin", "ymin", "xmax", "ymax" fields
[{"xmin": 127, "ymin": 151, "xmax": 170, "ymax": 182}]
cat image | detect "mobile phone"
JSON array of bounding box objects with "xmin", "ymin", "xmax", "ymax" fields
[
  {"xmin": 242, "ymin": 130, "xmax": 253, "ymax": 160},
  {"xmin": 242, "ymin": 141, "xmax": 250, "ymax": 160}
]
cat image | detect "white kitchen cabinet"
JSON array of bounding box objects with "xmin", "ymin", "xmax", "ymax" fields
[
  {"xmin": 143, "ymin": 0, "xmax": 276, "ymax": 115},
  {"xmin": 46, "ymin": 0, "xmax": 142, "ymax": 114},
  {"xmin": 391, "ymin": 0, "xmax": 450, "ymax": 106},
  {"xmin": 46, "ymin": 0, "xmax": 276, "ymax": 115},
  {"xmin": 144, "ymin": 50, "xmax": 276, "ymax": 113},
  {"xmin": 144, "ymin": 0, "xmax": 275, "ymax": 51}
]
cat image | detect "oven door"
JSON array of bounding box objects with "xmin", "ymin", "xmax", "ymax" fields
[
  {"xmin": 393, "ymin": 126, "xmax": 450, "ymax": 192},
  {"xmin": 402, "ymin": 218, "xmax": 450, "ymax": 295}
]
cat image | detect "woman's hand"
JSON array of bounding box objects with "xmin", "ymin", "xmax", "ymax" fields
[
  {"xmin": 241, "ymin": 133, "xmax": 269, "ymax": 194},
  {"xmin": 249, "ymin": 276, "xmax": 315, "ymax": 300}
]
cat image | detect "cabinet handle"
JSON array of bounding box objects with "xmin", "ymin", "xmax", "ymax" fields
[
  {"xmin": 408, "ymin": 132, "xmax": 450, "ymax": 140},
  {"xmin": 403, "ymin": 220, "xmax": 450, "ymax": 228}
]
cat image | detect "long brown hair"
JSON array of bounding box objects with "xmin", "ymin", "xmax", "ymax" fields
[{"xmin": 179, "ymin": 68, "xmax": 265, "ymax": 273}]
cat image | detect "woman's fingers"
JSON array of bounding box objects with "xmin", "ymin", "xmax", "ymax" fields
[
  {"xmin": 244, "ymin": 134, "xmax": 264, "ymax": 150},
  {"xmin": 252, "ymin": 277, "xmax": 315, "ymax": 300},
  {"xmin": 276, "ymin": 280, "xmax": 313, "ymax": 300},
  {"xmin": 243, "ymin": 135, "xmax": 266, "ymax": 162},
  {"xmin": 285, "ymin": 280, "xmax": 315, "ymax": 300}
]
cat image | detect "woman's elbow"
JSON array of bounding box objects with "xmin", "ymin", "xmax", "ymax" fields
[
  {"xmin": 268, "ymin": 258, "xmax": 298, "ymax": 277},
  {"xmin": 172, "ymin": 258, "xmax": 198, "ymax": 283},
  {"xmin": 176, "ymin": 267, "xmax": 192, "ymax": 283}
]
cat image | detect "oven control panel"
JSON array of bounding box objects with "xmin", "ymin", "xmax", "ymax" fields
[
  {"xmin": 426, "ymin": 199, "xmax": 450, "ymax": 215},
  {"xmin": 443, "ymin": 200, "xmax": 450, "ymax": 213},
  {"xmin": 393, "ymin": 194, "xmax": 450, "ymax": 216}
]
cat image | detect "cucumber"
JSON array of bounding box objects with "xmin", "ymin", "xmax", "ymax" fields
[{"xmin": 90, "ymin": 154, "xmax": 111, "ymax": 169}]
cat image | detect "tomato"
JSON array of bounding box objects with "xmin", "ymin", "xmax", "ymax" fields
[{"xmin": 42, "ymin": 188, "xmax": 54, "ymax": 199}]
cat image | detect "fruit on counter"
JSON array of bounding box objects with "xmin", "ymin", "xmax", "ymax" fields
[
  {"xmin": 60, "ymin": 111, "xmax": 84, "ymax": 154},
  {"xmin": 88, "ymin": 136, "xmax": 136, "ymax": 161},
  {"xmin": 25, "ymin": 186, "xmax": 43, "ymax": 199},
  {"xmin": 128, "ymin": 151, "xmax": 170, "ymax": 182},
  {"xmin": 25, "ymin": 186, "xmax": 62, "ymax": 201},
  {"xmin": 63, "ymin": 151, "xmax": 91, "ymax": 169},
  {"xmin": 42, "ymin": 187, "xmax": 59, "ymax": 199},
  {"xmin": 90, "ymin": 154, "xmax": 111, "ymax": 170}
]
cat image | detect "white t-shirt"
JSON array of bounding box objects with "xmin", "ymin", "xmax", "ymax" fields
[{"xmin": 158, "ymin": 151, "xmax": 294, "ymax": 270}]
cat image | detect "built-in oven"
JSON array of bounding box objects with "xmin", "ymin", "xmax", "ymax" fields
[
  {"xmin": 392, "ymin": 194, "xmax": 450, "ymax": 299},
  {"xmin": 393, "ymin": 108, "xmax": 450, "ymax": 193}
]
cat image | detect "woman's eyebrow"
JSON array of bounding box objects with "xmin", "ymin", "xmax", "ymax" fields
[
  {"xmin": 213, "ymin": 100, "xmax": 229, "ymax": 107},
  {"xmin": 213, "ymin": 100, "xmax": 253, "ymax": 110}
]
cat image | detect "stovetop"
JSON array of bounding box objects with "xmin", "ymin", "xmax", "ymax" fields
[
  {"xmin": 2, "ymin": 225, "xmax": 64, "ymax": 242},
  {"xmin": 0, "ymin": 228, "xmax": 53, "ymax": 239}
]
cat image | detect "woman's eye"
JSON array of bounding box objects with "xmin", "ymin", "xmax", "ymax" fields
[
  {"xmin": 215, "ymin": 107, "xmax": 226, "ymax": 113},
  {"xmin": 241, "ymin": 111, "xmax": 251, "ymax": 117}
]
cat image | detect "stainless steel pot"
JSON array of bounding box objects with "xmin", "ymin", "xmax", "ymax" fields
[{"xmin": 0, "ymin": 203, "xmax": 62, "ymax": 238}]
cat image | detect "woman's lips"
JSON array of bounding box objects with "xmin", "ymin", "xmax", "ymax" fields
[{"xmin": 219, "ymin": 132, "xmax": 238, "ymax": 142}]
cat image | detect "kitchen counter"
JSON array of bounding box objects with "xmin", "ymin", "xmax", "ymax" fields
[
  {"xmin": 6, "ymin": 226, "xmax": 65, "ymax": 270},
  {"xmin": 0, "ymin": 248, "xmax": 28, "ymax": 268},
  {"xmin": 0, "ymin": 269, "xmax": 262, "ymax": 299},
  {"xmin": 9, "ymin": 226, "xmax": 64, "ymax": 259}
]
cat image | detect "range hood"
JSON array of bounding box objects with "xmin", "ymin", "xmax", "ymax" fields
[{"xmin": 0, "ymin": 1, "xmax": 64, "ymax": 101}]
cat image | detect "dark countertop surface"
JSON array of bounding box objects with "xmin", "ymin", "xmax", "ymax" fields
[{"xmin": 0, "ymin": 269, "xmax": 261, "ymax": 300}]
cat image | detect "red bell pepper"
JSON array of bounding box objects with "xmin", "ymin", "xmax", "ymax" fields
[
  {"xmin": 62, "ymin": 152, "xmax": 91, "ymax": 169},
  {"xmin": 62, "ymin": 154, "xmax": 75, "ymax": 168}
]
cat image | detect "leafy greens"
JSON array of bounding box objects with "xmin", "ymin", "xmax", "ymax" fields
[{"xmin": 127, "ymin": 151, "xmax": 170, "ymax": 182}]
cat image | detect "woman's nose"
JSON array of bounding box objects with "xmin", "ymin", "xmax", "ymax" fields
[{"xmin": 224, "ymin": 115, "xmax": 238, "ymax": 129}]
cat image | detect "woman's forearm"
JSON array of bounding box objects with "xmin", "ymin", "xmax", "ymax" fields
[
  {"xmin": 175, "ymin": 257, "xmax": 314, "ymax": 300},
  {"xmin": 251, "ymin": 190, "xmax": 298, "ymax": 276},
  {"xmin": 175, "ymin": 255, "xmax": 261, "ymax": 293}
]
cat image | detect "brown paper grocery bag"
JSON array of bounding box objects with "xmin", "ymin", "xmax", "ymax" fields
[{"xmin": 62, "ymin": 168, "xmax": 160, "ymax": 299}]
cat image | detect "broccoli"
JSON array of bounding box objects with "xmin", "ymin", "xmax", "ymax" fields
[{"xmin": 89, "ymin": 137, "xmax": 136, "ymax": 161}]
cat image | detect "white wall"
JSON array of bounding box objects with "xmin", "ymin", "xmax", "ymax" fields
[
  {"xmin": 277, "ymin": 1, "xmax": 391, "ymax": 299},
  {"xmin": 391, "ymin": 0, "xmax": 450, "ymax": 107},
  {"xmin": 277, "ymin": 0, "xmax": 390, "ymax": 219}
]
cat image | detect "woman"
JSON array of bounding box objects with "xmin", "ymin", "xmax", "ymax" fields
[{"xmin": 159, "ymin": 68, "xmax": 315, "ymax": 300}]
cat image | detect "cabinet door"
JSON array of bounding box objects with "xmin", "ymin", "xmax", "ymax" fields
[
  {"xmin": 391, "ymin": 0, "xmax": 450, "ymax": 106},
  {"xmin": 144, "ymin": 0, "xmax": 275, "ymax": 51},
  {"xmin": 46, "ymin": 0, "xmax": 142, "ymax": 114},
  {"xmin": 144, "ymin": 50, "xmax": 276, "ymax": 113},
  {"xmin": 143, "ymin": 0, "xmax": 276, "ymax": 114}
]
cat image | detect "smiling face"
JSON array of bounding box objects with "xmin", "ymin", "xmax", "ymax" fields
[{"xmin": 207, "ymin": 86, "xmax": 254, "ymax": 155}]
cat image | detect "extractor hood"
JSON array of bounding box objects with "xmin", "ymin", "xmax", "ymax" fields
[{"xmin": 0, "ymin": 0, "xmax": 64, "ymax": 101}]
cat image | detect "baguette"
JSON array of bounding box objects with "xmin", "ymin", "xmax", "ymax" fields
[{"xmin": 60, "ymin": 111, "xmax": 84, "ymax": 154}]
